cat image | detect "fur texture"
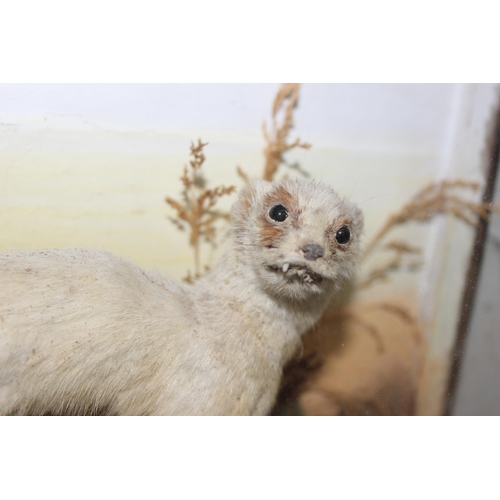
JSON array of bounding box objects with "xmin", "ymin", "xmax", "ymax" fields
[{"xmin": 0, "ymin": 179, "xmax": 363, "ymax": 415}]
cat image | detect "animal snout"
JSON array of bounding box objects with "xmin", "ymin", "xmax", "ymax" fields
[{"xmin": 301, "ymin": 243, "xmax": 324, "ymax": 261}]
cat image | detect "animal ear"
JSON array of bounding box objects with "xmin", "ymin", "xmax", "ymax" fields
[
  {"xmin": 351, "ymin": 204, "xmax": 364, "ymax": 235},
  {"xmin": 231, "ymin": 180, "xmax": 271, "ymax": 230}
]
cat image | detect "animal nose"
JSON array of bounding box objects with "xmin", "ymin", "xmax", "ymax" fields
[{"xmin": 301, "ymin": 243, "xmax": 324, "ymax": 261}]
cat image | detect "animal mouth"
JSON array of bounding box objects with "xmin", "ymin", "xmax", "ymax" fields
[{"xmin": 266, "ymin": 263, "xmax": 324, "ymax": 284}]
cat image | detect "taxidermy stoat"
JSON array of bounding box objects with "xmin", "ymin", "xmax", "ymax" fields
[{"xmin": 0, "ymin": 179, "xmax": 363, "ymax": 415}]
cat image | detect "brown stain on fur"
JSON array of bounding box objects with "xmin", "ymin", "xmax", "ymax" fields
[
  {"xmin": 258, "ymin": 185, "xmax": 301, "ymax": 247},
  {"xmin": 258, "ymin": 218, "xmax": 287, "ymax": 248},
  {"xmin": 326, "ymin": 219, "xmax": 352, "ymax": 253}
]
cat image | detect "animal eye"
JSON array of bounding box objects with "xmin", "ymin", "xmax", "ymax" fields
[
  {"xmin": 269, "ymin": 204, "xmax": 288, "ymax": 222},
  {"xmin": 335, "ymin": 226, "xmax": 350, "ymax": 244}
]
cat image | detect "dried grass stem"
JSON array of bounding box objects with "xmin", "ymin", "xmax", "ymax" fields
[
  {"xmin": 166, "ymin": 139, "xmax": 236, "ymax": 278},
  {"xmin": 262, "ymin": 83, "xmax": 311, "ymax": 181}
]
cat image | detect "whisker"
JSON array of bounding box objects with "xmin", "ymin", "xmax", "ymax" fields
[
  {"xmin": 348, "ymin": 178, "xmax": 359, "ymax": 201},
  {"xmin": 356, "ymin": 193, "xmax": 389, "ymax": 207}
]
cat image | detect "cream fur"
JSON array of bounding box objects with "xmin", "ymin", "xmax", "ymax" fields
[{"xmin": 0, "ymin": 179, "xmax": 363, "ymax": 415}]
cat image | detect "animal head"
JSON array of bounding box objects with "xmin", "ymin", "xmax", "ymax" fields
[{"xmin": 231, "ymin": 178, "xmax": 364, "ymax": 301}]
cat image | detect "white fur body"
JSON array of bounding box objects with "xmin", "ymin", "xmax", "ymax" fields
[{"xmin": 0, "ymin": 179, "xmax": 363, "ymax": 415}]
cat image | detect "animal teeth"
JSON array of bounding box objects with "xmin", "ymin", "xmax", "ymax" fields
[
  {"xmin": 282, "ymin": 263, "xmax": 290, "ymax": 273},
  {"xmin": 297, "ymin": 269, "xmax": 305, "ymax": 276}
]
